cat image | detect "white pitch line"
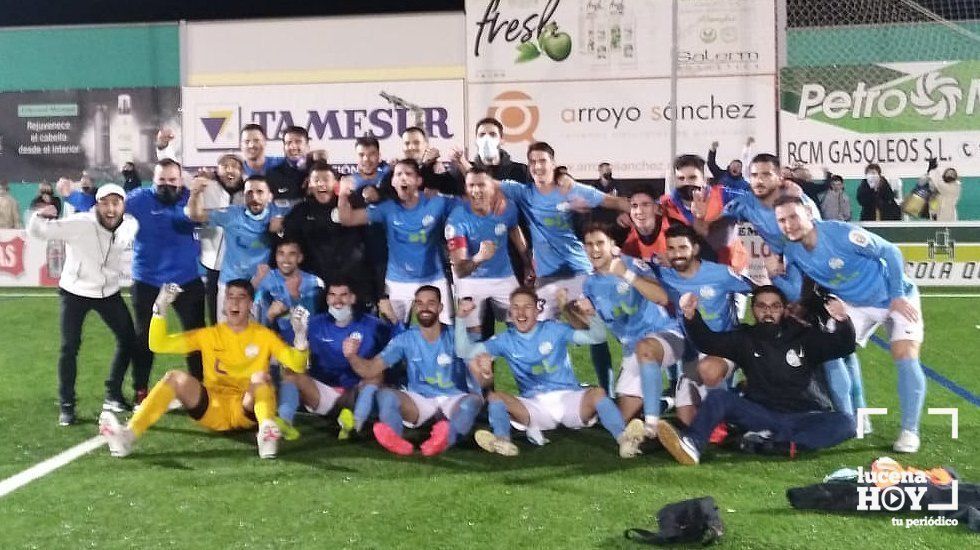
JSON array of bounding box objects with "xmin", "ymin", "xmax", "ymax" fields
[{"xmin": 0, "ymin": 436, "xmax": 105, "ymax": 498}]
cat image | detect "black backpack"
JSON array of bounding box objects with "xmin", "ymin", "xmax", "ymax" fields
[{"xmin": 624, "ymin": 496, "xmax": 724, "ymax": 545}]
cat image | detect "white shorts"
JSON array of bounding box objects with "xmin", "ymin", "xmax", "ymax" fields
[
  {"xmin": 305, "ymin": 379, "xmax": 345, "ymax": 416},
  {"xmin": 386, "ymin": 278, "xmax": 453, "ymax": 325},
  {"xmin": 512, "ymin": 389, "xmax": 594, "ymax": 432},
  {"xmin": 674, "ymin": 353, "xmax": 736, "ymax": 409},
  {"xmin": 535, "ymin": 275, "xmax": 588, "ymax": 320},
  {"xmin": 455, "ymin": 276, "xmax": 520, "ymax": 328},
  {"xmin": 844, "ymin": 293, "xmax": 924, "ymax": 347},
  {"xmin": 615, "ymin": 332, "xmax": 686, "ymax": 398},
  {"xmin": 402, "ymin": 391, "xmax": 467, "ymax": 428}
]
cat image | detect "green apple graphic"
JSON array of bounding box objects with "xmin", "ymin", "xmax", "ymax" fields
[{"xmin": 539, "ymin": 22, "xmax": 572, "ymax": 62}]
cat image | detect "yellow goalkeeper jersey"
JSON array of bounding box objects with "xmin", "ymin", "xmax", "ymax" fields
[{"xmin": 149, "ymin": 316, "xmax": 308, "ymax": 394}]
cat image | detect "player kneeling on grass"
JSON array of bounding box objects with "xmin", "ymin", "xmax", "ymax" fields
[
  {"xmin": 342, "ymin": 285, "xmax": 483, "ymax": 457},
  {"xmin": 99, "ymin": 280, "xmax": 310, "ymax": 459},
  {"xmin": 579, "ymin": 224, "xmax": 685, "ymax": 439},
  {"xmin": 277, "ymin": 279, "xmax": 392, "ymax": 441},
  {"xmin": 658, "ymin": 286, "xmax": 856, "ymax": 465},
  {"xmin": 458, "ymin": 287, "xmax": 645, "ymax": 458}
]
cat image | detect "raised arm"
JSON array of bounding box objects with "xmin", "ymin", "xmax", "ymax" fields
[
  {"xmin": 269, "ymin": 307, "xmax": 311, "ymax": 373},
  {"xmin": 679, "ymin": 293, "xmax": 743, "ymax": 361},
  {"xmin": 148, "ymin": 284, "xmax": 201, "ymax": 354},
  {"xmin": 706, "ymin": 142, "xmax": 724, "ymax": 181},
  {"xmin": 186, "ymin": 171, "xmax": 211, "ymax": 223},
  {"xmin": 336, "ymin": 176, "xmax": 370, "ymax": 227}
]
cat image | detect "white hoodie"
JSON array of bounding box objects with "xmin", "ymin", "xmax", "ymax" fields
[{"xmin": 28, "ymin": 211, "xmax": 139, "ymax": 298}]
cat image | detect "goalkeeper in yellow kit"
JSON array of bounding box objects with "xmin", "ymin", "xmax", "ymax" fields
[{"xmin": 98, "ymin": 279, "xmax": 310, "ymax": 459}]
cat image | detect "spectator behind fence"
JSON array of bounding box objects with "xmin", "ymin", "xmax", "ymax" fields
[
  {"xmin": 819, "ymin": 175, "xmax": 851, "ymax": 221},
  {"xmin": 927, "ymin": 159, "xmax": 961, "ymax": 222},
  {"xmin": 856, "ymin": 163, "xmax": 901, "ymax": 221},
  {"xmin": 59, "ymin": 173, "xmax": 98, "ymax": 213},
  {"xmin": 121, "ymin": 162, "xmax": 142, "ymax": 192},
  {"xmin": 0, "ymin": 179, "xmax": 22, "ymax": 228},
  {"xmin": 30, "ymin": 181, "xmax": 63, "ymax": 218}
]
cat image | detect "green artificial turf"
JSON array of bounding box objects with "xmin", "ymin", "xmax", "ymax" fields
[{"xmin": 0, "ymin": 291, "xmax": 976, "ymax": 549}]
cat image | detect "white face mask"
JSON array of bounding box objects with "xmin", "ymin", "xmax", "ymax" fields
[
  {"xmin": 476, "ymin": 135, "xmax": 501, "ymax": 162},
  {"xmin": 328, "ymin": 304, "xmax": 353, "ymax": 324},
  {"xmin": 866, "ymin": 174, "xmax": 880, "ymax": 186}
]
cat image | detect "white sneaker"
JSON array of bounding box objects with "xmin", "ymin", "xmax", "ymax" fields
[
  {"xmin": 893, "ymin": 430, "xmax": 920, "ymax": 453},
  {"xmin": 618, "ymin": 418, "xmax": 646, "ymax": 459},
  {"xmin": 257, "ymin": 419, "xmax": 281, "ymax": 459},
  {"xmin": 99, "ymin": 411, "xmax": 136, "ymax": 458},
  {"xmin": 657, "ymin": 421, "xmax": 700, "ymax": 465},
  {"xmin": 474, "ymin": 429, "xmax": 519, "ymax": 456}
]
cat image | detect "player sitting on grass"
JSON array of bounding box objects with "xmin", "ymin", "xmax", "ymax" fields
[
  {"xmin": 657, "ymin": 286, "xmax": 856, "ymax": 465},
  {"xmin": 342, "ymin": 285, "xmax": 483, "ymax": 457},
  {"xmin": 579, "ymin": 223, "xmax": 684, "ymax": 439},
  {"xmin": 459, "ymin": 287, "xmax": 645, "ymax": 458},
  {"xmin": 99, "ymin": 279, "xmax": 310, "ymax": 459},
  {"xmin": 253, "ymin": 239, "xmax": 324, "ymax": 440},
  {"xmin": 278, "ymin": 279, "xmax": 391, "ymax": 441}
]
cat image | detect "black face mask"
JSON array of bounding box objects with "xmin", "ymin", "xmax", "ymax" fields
[
  {"xmin": 122, "ymin": 169, "xmax": 136, "ymax": 178},
  {"xmin": 83, "ymin": 186, "xmax": 96, "ymax": 196},
  {"xmin": 155, "ymin": 185, "xmax": 180, "ymax": 205},
  {"xmin": 677, "ymin": 186, "xmax": 700, "ymax": 202}
]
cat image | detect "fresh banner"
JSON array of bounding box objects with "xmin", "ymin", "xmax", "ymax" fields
[
  {"xmin": 0, "ymin": 88, "xmax": 180, "ymax": 183},
  {"xmin": 180, "ymin": 81, "xmax": 466, "ymax": 170},
  {"xmin": 468, "ymin": 75, "xmax": 776, "ymax": 179},
  {"xmin": 780, "ymin": 61, "xmax": 980, "ymax": 178},
  {"xmin": 465, "ymin": 0, "xmax": 775, "ymax": 83}
]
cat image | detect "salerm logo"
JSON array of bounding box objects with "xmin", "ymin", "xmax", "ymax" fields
[{"xmin": 785, "ymin": 60, "xmax": 979, "ymax": 132}]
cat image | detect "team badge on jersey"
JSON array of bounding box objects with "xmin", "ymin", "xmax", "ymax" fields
[
  {"xmin": 331, "ymin": 208, "xmax": 340, "ymax": 224},
  {"xmin": 699, "ymin": 286, "xmax": 717, "ymax": 298},
  {"xmin": 495, "ymin": 223, "xmax": 507, "ymax": 236},
  {"xmin": 444, "ymin": 224, "xmax": 457, "ymax": 239},
  {"xmin": 556, "ymin": 201, "xmax": 570, "ymax": 212},
  {"xmin": 632, "ymin": 259, "xmax": 651, "ymax": 272},
  {"xmin": 786, "ymin": 348, "xmax": 802, "ymax": 367},
  {"xmin": 437, "ymin": 352, "xmax": 452, "ymax": 366},
  {"xmin": 616, "ymin": 281, "xmax": 630, "ymax": 294},
  {"xmin": 538, "ymin": 341, "xmax": 553, "ymax": 355},
  {"xmin": 245, "ymin": 344, "xmax": 259, "ymax": 358},
  {"xmin": 828, "ymin": 257, "xmax": 844, "ymax": 270},
  {"xmin": 848, "ymin": 229, "xmax": 870, "ymax": 247},
  {"xmin": 422, "ymin": 214, "xmax": 435, "ymax": 227},
  {"xmin": 349, "ymin": 331, "xmax": 363, "ymax": 341}
]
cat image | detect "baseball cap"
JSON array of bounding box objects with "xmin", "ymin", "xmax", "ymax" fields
[{"xmin": 95, "ymin": 184, "xmax": 126, "ymax": 201}]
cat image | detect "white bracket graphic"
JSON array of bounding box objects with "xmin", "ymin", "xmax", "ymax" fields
[
  {"xmin": 855, "ymin": 408, "xmax": 888, "ymax": 439},
  {"xmin": 928, "ymin": 408, "xmax": 959, "ymax": 439}
]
